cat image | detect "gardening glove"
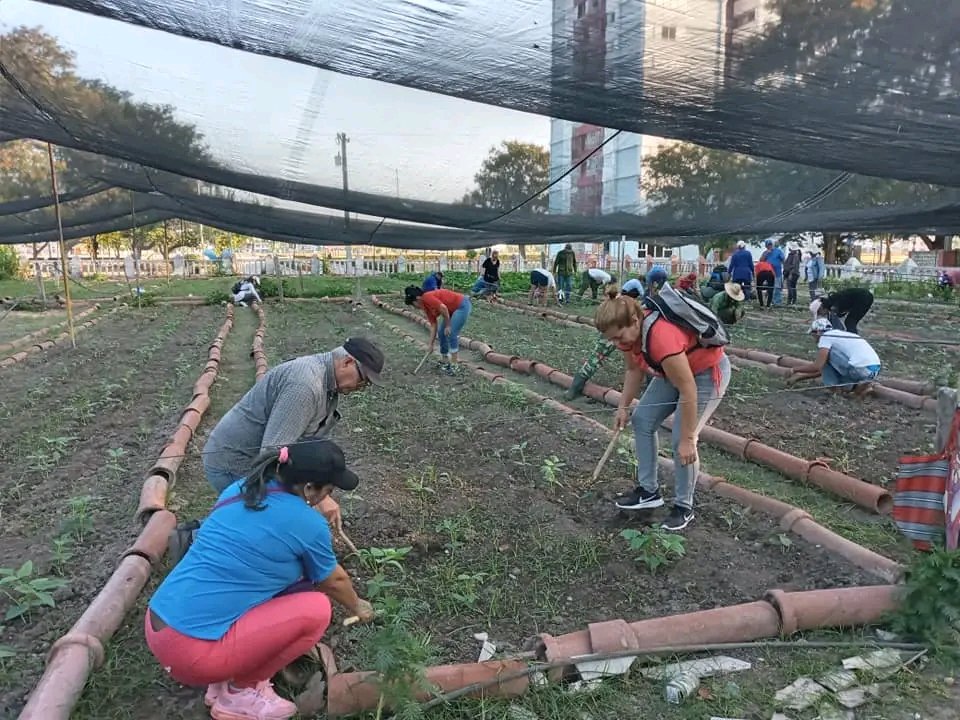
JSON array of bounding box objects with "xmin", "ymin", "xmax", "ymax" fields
[
  {"xmin": 317, "ymin": 496, "xmax": 343, "ymax": 535},
  {"xmin": 352, "ymin": 598, "xmax": 376, "ymax": 624}
]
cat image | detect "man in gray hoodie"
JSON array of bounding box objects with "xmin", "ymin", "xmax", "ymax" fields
[{"xmin": 202, "ymin": 337, "xmax": 384, "ymax": 524}]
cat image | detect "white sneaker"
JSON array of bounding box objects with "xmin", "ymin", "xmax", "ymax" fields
[{"xmin": 210, "ymin": 681, "xmax": 298, "ymax": 720}]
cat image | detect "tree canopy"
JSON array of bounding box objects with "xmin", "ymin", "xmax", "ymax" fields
[{"xmin": 0, "ymin": 26, "xmax": 214, "ymax": 254}]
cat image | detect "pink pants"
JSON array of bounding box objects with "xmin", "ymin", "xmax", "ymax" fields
[{"xmin": 144, "ymin": 592, "xmax": 332, "ymax": 687}]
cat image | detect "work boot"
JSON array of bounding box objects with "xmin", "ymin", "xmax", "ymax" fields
[{"xmin": 564, "ymin": 373, "xmax": 587, "ymax": 400}]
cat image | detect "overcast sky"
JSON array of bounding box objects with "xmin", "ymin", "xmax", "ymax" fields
[{"xmin": 2, "ymin": 0, "xmax": 552, "ymax": 203}]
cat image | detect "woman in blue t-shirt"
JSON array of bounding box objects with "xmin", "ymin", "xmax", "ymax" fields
[{"xmin": 145, "ymin": 440, "xmax": 374, "ymax": 720}]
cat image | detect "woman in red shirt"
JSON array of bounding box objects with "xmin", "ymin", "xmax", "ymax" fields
[
  {"xmin": 404, "ymin": 286, "xmax": 473, "ymax": 374},
  {"xmin": 595, "ymin": 288, "xmax": 731, "ymax": 531}
]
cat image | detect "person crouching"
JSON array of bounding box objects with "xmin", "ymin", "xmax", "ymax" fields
[{"xmin": 144, "ymin": 440, "xmax": 374, "ymax": 720}]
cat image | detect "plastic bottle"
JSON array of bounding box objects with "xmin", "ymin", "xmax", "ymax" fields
[{"xmin": 665, "ymin": 670, "xmax": 701, "ymax": 704}]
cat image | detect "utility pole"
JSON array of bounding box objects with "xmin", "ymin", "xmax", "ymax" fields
[{"xmin": 335, "ymin": 132, "xmax": 353, "ymax": 274}]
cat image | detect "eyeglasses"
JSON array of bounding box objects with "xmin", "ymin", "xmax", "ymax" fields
[{"xmin": 355, "ymin": 363, "xmax": 370, "ymax": 387}]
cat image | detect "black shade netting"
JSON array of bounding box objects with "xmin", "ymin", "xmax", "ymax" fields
[{"xmin": 1, "ymin": 0, "xmax": 960, "ymax": 250}]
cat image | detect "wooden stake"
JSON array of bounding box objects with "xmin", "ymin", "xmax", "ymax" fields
[
  {"xmin": 592, "ymin": 427, "xmax": 622, "ymax": 482},
  {"xmin": 46, "ymin": 143, "xmax": 75, "ymax": 348},
  {"xmin": 413, "ymin": 350, "xmax": 431, "ymax": 375},
  {"xmin": 337, "ymin": 527, "xmax": 360, "ymax": 557}
]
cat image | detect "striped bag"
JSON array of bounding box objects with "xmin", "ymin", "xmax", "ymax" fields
[{"xmin": 893, "ymin": 410, "xmax": 959, "ymax": 551}]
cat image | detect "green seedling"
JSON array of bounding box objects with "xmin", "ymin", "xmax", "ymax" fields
[
  {"xmin": 26, "ymin": 435, "xmax": 78, "ymax": 471},
  {"xmin": 621, "ymin": 528, "xmax": 686, "ymax": 574},
  {"xmin": 773, "ymin": 533, "xmax": 794, "ymax": 553},
  {"xmin": 449, "ymin": 571, "xmax": 489, "ymax": 609},
  {"xmin": 51, "ymin": 535, "xmax": 75, "ymax": 576},
  {"xmin": 106, "ymin": 447, "xmax": 126, "ymax": 477},
  {"xmin": 510, "ymin": 440, "xmax": 529, "ymax": 466},
  {"xmin": 539, "ymin": 455, "xmax": 566, "ymax": 487},
  {"xmin": 0, "ymin": 561, "xmax": 68, "ymax": 622},
  {"xmin": 358, "ymin": 547, "xmax": 412, "ymax": 573},
  {"xmin": 366, "ymin": 573, "xmax": 400, "ymax": 600},
  {"xmin": 65, "ymin": 494, "xmax": 98, "ymax": 542},
  {"xmin": 367, "ymin": 625, "xmax": 433, "ymax": 720},
  {"xmin": 404, "ymin": 473, "xmax": 436, "ymax": 502}
]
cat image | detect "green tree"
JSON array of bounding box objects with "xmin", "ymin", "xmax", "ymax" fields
[
  {"xmin": 728, "ymin": 0, "xmax": 959, "ymax": 252},
  {"xmin": 461, "ymin": 141, "xmax": 549, "ymax": 258},
  {"xmin": 641, "ymin": 140, "xmax": 955, "ymax": 261},
  {"xmin": 0, "ymin": 246, "xmax": 20, "ymax": 280},
  {"xmin": 0, "ymin": 27, "xmax": 210, "ymax": 249}
]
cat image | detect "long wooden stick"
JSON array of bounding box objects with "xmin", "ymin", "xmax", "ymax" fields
[
  {"xmin": 592, "ymin": 428, "xmax": 622, "ymax": 482},
  {"xmin": 413, "ymin": 350, "xmax": 431, "ymax": 375},
  {"xmin": 47, "ymin": 143, "xmax": 76, "ymax": 348},
  {"xmin": 337, "ymin": 527, "xmax": 360, "ymax": 556}
]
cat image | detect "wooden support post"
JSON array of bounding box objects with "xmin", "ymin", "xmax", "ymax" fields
[{"xmin": 46, "ymin": 143, "xmax": 76, "ymax": 348}]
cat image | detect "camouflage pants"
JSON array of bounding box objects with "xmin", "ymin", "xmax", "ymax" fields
[{"xmin": 575, "ymin": 335, "xmax": 617, "ymax": 382}]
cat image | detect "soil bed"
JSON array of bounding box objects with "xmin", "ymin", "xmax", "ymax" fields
[{"xmin": 0, "ymin": 304, "xmax": 222, "ymax": 717}]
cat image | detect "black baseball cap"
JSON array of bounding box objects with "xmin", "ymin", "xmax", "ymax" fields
[
  {"xmin": 285, "ymin": 440, "xmax": 360, "ymax": 491},
  {"xmin": 343, "ymin": 337, "xmax": 385, "ymax": 386}
]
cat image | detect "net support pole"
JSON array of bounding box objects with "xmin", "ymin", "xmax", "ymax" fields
[
  {"xmin": 336, "ymin": 132, "xmax": 353, "ymax": 276},
  {"xmin": 32, "ymin": 242, "xmax": 47, "ymax": 309},
  {"xmin": 47, "ymin": 143, "xmax": 77, "ymax": 349},
  {"xmin": 46, "ymin": 143, "xmax": 76, "ymax": 348},
  {"xmin": 130, "ymin": 193, "xmax": 141, "ymax": 310}
]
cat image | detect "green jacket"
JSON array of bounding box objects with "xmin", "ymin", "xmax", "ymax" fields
[
  {"xmin": 553, "ymin": 248, "xmax": 578, "ymax": 276},
  {"xmin": 710, "ymin": 291, "xmax": 744, "ymax": 325}
]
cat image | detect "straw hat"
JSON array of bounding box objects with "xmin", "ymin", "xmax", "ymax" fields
[{"xmin": 724, "ymin": 282, "xmax": 745, "ymax": 302}]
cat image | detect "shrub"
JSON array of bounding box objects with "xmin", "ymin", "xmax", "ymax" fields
[{"xmin": 0, "ymin": 247, "xmax": 20, "ymax": 281}]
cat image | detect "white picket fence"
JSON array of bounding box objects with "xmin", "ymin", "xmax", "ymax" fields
[{"xmin": 24, "ymin": 253, "xmax": 950, "ymax": 284}]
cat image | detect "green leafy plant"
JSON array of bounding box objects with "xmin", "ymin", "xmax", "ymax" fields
[
  {"xmin": 367, "ymin": 625, "xmax": 433, "ymax": 720},
  {"xmin": 510, "ymin": 440, "xmax": 529, "ymax": 466},
  {"xmin": 50, "ymin": 535, "xmax": 74, "ymax": 576},
  {"xmin": 890, "ymin": 547, "xmax": 960, "ymax": 649},
  {"xmin": 106, "ymin": 447, "xmax": 126, "ymax": 478},
  {"xmin": 449, "ymin": 572, "xmax": 489, "ymax": 609},
  {"xmin": 25, "ymin": 435, "xmax": 77, "ymax": 471},
  {"xmin": 0, "ymin": 561, "xmax": 68, "ymax": 621},
  {"xmin": 620, "ymin": 528, "xmax": 686, "ymax": 574},
  {"xmin": 366, "ymin": 573, "xmax": 400, "ymax": 600},
  {"xmin": 205, "ymin": 290, "xmax": 232, "ymax": 305},
  {"xmin": 358, "ymin": 547, "xmax": 413, "ymax": 573},
  {"xmin": 0, "ymin": 246, "xmax": 20, "ymax": 281},
  {"xmin": 773, "ymin": 533, "xmax": 794, "ymax": 553},
  {"xmin": 539, "ymin": 455, "xmax": 566, "ymax": 487},
  {"xmin": 64, "ymin": 494, "xmax": 97, "ymax": 542}
]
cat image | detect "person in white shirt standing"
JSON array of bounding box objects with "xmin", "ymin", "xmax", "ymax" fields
[
  {"xmin": 579, "ymin": 267, "xmax": 616, "ymax": 299},
  {"xmin": 528, "ymin": 268, "xmax": 557, "ymax": 306},
  {"xmin": 788, "ymin": 318, "xmax": 881, "ymax": 398}
]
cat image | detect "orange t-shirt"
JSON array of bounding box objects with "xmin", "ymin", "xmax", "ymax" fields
[
  {"xmin": 421, "ymin": 289, "xmax": 465, "ymax": 323},
  {"xmin": 755, "ymin": 261, "xmax": 774, "ymax": 275},
  {"xmin": 628, "ymin": 311, "xmax": 725, "ymax": 377}
]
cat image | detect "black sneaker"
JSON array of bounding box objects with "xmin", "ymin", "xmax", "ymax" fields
[
  {"xmin": 661, "ymin": 505, "xmax": 695, "ymax": 532},
  {"xmin": 615, "ymin": 487, "xmax": 664, "ymax": 510}
]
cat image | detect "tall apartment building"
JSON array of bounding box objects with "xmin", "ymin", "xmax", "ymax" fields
[{"xmin": 548, "ymin": 0, "xmax": 728, "ymax": 264}]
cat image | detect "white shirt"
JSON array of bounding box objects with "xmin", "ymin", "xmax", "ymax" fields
[
  {"xmin": 818, "ymin": 331, "xmax": 880, "ymax": 368},
  {"xmin": 621, "ymin": 278, "xmax": 644, "ymax": 295},
  {"xmin": 530, "ymin": 268, "xmax": 556, "ymax": 287},
  {"xmin": 587, "ymin": 268, "xmax": 612, "ymax": 283}
]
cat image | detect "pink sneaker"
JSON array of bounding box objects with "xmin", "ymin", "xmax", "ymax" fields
[
  {"xmin": 204, "ymin": 682, "xmax": 226, "ymax": 707},
  {"xmin": 210, "ymin": 681, "xmax": 298, "ymax": 720}
]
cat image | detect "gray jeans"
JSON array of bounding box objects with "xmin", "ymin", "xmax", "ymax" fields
[{"xmin": 630, "ymin": 355, "xmax": 731, "ymax": 508}]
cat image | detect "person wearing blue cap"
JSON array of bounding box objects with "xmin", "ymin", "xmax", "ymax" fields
[{"xmin": 563, "ymin": 271, "xmax": 668, "ymax": 400}]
